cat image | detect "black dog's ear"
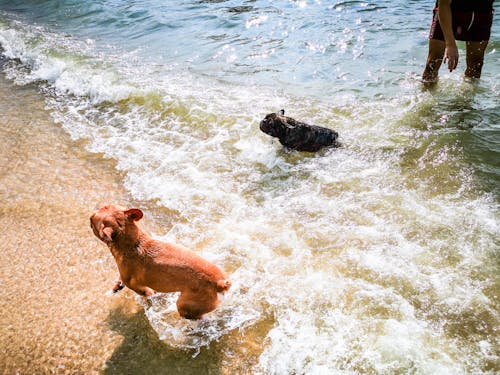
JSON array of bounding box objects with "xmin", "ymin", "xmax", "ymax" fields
[{"xmin": 279, "ymin": 109, "xmax": 285, "ymax": 115}]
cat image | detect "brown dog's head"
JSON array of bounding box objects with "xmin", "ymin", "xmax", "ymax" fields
[{"xmin": 90, "ymin": 204, "xmax": 143, "ymax": 244}]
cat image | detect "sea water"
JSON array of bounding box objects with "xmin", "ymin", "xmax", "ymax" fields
[{"xmin": 0, "ymin": 1, "xmax": 498, "ymax": 373}]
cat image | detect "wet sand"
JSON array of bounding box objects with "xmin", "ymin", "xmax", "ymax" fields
[{"xmin": 0, "ymin": 75, "xmax": 264, "ymax": 374}]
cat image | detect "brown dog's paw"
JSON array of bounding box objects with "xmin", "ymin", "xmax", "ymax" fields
[{"xmin": 112, "ymin": 280, "xmax": 125, "ymax": 293}]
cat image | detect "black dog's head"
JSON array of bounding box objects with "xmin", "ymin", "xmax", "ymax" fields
[{"xmin": 259, "ymin": 110, "xmax": 288, "ymax": 138}]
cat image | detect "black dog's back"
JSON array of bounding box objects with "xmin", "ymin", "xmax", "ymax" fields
[
  {"xmin": 260, "ymin": 110, "xmax": 339, "ymax": 152},
  {"xmin": 281, "ymin": 118, "xmax": 339, "ymax": 152}
]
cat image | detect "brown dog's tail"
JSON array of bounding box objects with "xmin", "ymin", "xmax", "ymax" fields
[{"xmin": 216, "ymin": 279, "xmax": 231, "ymax": 293}]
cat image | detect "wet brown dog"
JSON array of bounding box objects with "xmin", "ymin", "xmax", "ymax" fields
[{"xmin": 90, "ymin": 204, "xmax": 231, "ymax": 319}]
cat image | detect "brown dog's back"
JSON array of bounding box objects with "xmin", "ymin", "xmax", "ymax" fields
[{"xmin": 141, "ymin": 239, "xmax": 230, "ymax": 294}]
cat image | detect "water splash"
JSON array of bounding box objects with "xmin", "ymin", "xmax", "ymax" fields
[{"xmin": 140, "ymin": 293, "xmax": 260, "ymax": 356}]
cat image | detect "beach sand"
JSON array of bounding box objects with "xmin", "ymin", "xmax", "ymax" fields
[{"xmin": 0, "ymin": 75, "xmax": 264, "ymax": 374}]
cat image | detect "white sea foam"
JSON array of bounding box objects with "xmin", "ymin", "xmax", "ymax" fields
[
  {"xmin": 0, "ymin": 21, "xmax": 135, "ymax": 104},
  {"xmin": 139, "ymin": 292, "xmax": 260, "ymax": 355}
]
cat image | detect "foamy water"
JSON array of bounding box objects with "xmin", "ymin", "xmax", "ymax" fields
[{"xmin": 0, "ymin": 1, "xmax": 499, "ymax": 373}]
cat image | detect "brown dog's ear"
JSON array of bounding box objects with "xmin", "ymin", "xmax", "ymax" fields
[{"xmin": 124, "ymin": 208, "xmax": 143, "ymax": 221}]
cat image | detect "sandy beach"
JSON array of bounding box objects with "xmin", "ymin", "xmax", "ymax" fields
[
  {"xmin": 0, "ymin": 74, "xmax": 263, "ymax": 374},
  {"xmin": 0, "ymin": 71, "xmax": 128, "ymax": 373}
]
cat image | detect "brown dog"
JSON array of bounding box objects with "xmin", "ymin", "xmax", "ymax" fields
[{"xmin": 90, "ymin": 204, "xmax": 231, "ymax": 319}]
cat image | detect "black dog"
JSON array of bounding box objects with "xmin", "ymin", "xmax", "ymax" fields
[{"xmin": 260, "ymin": 110, "xmax": 339, "ymax": 152}]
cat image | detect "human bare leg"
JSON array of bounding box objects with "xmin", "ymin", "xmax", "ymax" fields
[
  {"xmin": 465, "ymin": 40, "xmax": 489, "ymax": 79},
  {"xmin": 422, "ymin": 39, "xmax": 446, "ymax": 84}
]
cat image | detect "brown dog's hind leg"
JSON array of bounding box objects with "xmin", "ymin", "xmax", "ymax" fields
[{"xmin": 176, "ymin": 290, "xmax": 219, "ymax": 320}]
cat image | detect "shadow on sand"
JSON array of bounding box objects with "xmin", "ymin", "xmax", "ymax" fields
[{"xmin": 103, "ymin": 300, "xmax": 224, "ymax": 375}]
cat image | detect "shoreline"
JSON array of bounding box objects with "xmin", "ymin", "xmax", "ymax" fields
[
  {"xmin": 0, "ymin": 72, "xmax": 264, "ymax": 374},
  {"xmin": 0, "ymin": 70, "xmax": 134, "ymax": 373}
]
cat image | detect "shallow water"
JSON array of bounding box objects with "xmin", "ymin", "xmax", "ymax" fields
[{"xmin": 0, "ymin": 1, "xmax": 499, "ymax": 373}]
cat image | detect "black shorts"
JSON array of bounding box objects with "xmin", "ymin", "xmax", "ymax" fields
[{"xmin": 429, "ymin": 8, "xmax": 494, "ymax": 42}]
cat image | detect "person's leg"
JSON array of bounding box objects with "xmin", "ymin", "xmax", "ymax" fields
[
  {"xmin": 422, "ymin": 39, "xmax": 446, "ymax": 83},
  {"xmin": 464, "ymin": 40, "xmax": 489, "ymax": 78}
]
